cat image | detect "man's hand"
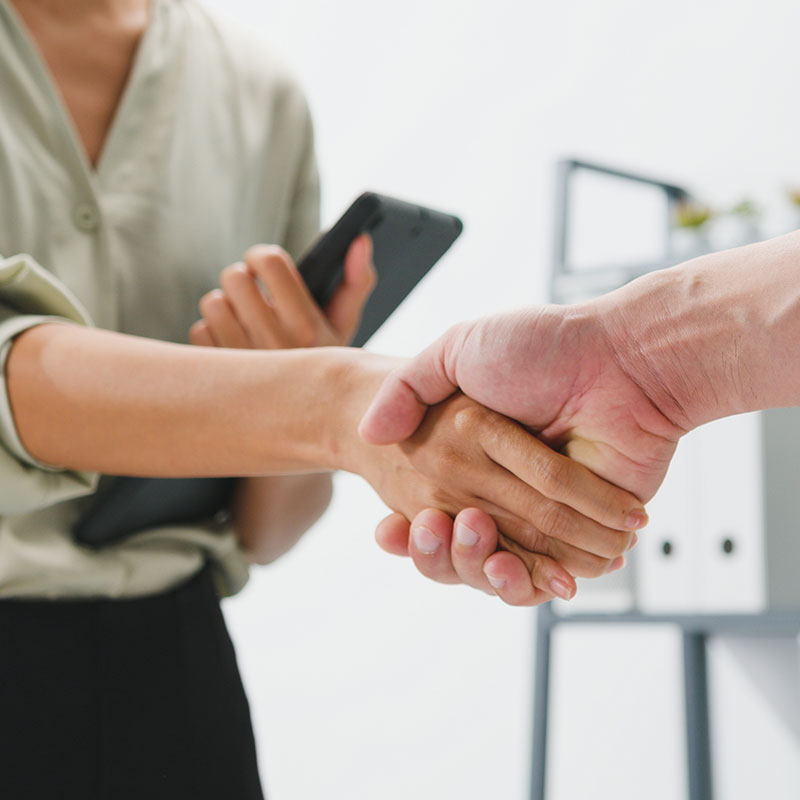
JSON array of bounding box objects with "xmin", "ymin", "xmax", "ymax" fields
[
  {"xmin": 359, "ymin": 305, "xmax": 684, "ymax": 504},
  {"xmin": 375, "ymin": 507, "xmax": 631, "ymax": 606}
]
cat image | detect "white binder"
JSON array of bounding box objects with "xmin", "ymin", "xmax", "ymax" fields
[
  {"xmin": 635, "ymin": 431, "xmax": 702, "ymax": 614},
  {"xmin": 697, "ymin": 412, "xmax": 766, "ymax": 614}
]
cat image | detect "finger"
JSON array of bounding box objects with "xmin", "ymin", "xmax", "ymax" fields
[
  {"xmin": 495, "ymin": 530, "xmax": 577, "ymax": 601},
  {"xmin": 407, "ymin": 507, "xmax": 461, "ymax": 585},
  {"xmin": 188, "ymin": 320, "xmax": 215, "ymax": 348},
  {"xmin": 450, "ymin": 507, "xmax": 547, "ymax": 599},
  {"xmin": 480, "ymin": 419, "xmax": 649, "ymax": 532},
  {"xmin": 482, "ymin": 551, "xmax": 557, "ymax": 607},
  {"xmin": 218, "ymin": 262, "xmax": 282, "ymax": 349},
  {"xmin": 477, "ymin": 467, "xmax": 635, "ymax": 560},
  {"xmin": 197, "ymin": 289, "xmax": 251, "ymax": 349},
  {"xmin": 358, "ymin": 323, "xmax": 471, "ymax": 445},
  {"xmin": 375, "ymin": 512, "xmax": 412, "ymax": 557},
  {"xmin": 244, "ymin": 245, "xmax": 327, "ymax": 345},
  {"xmin": 325, "ymin": 234, "xmax": 377, "ymax": 343},
  {"xmin": 449, "ymin": 507, "xmax": 505, "ymax": 594},
  {"xmin": 487, "ymin": 505, "xmax": 617, "ymax": 581}
]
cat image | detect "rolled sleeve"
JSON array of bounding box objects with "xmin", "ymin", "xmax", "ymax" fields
[{"xmin": 0, "ymin": 253, "xmax": 98, "ymax": 513}]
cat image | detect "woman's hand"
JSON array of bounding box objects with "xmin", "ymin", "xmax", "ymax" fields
[
  {"xmin": 189, "ymin": 235, "xmax": 376, "ymax": 349},
  {"xmin": 343, "ymin": 389, "xmax": 645, "ymax": 603}
]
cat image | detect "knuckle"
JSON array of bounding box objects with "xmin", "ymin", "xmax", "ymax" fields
[
  {"xmin": 535, "ymin": 455, "xmax": 573, "ymax": 496},
  {"xmin": 567, "ymin": 519, "xmax": 629, "ymax": 560},
  {"xmin": 293, "ymin": 321, "xmax": 320, "ymax": 348},
  {"xmin": 246, "ymin": 244, "xmax": 293, "ymax": 273},
  {"xmin": 198, "ymin": 289, "xmax": 224, "ymax": 317},
  {"xmin": 572, "ymin": 553, "xmax": 612, "ymax": 580},
  {"xmin": 528, "ymin": 556, "xmax": 552, "ymax": 592},
  {"xmin": 606, "ymin": 530, "xmax": 631, "ymax": 559},
  {"xmin": 452, "ymin": 407, "xmax": 474, "ymax": 436},
  {"xmin": 452, "ymin": 403, "xmax": 488, "ymax": 436},
  {"xmin": 219, "ymin": 262, "xmax": 250, "ymax": 292},
  {"xmin": 538, "ymin": 501, "xmax": 571, "ymax": 542},
  {"xmin": 506, "ymin": 525, "xmax": 551, "ymax": 560},
  {"xmin": 188, "ymin": 322, "xmax": 204, "ymax": 344},
  {"xmin": 596, "ymin": 487, "xmax": 629, "ymax": 524}
]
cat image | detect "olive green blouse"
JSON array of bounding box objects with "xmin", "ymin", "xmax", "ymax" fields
[{"xmin": 0, "ymin": 0, "xmax": 320, "ymax": 598}]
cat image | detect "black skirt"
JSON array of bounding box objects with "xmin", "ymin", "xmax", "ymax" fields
[{"xmin": 0, "ymin": 566, "xmax": 264, "ymax": 800}]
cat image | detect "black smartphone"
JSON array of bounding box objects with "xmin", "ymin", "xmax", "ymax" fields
[{"xmin": 299, "ymin": 192, "xmax": 463, "ymax": 347}]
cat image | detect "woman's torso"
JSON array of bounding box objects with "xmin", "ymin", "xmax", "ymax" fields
[{"xmin": 0, "ymin": 0, "xmax": 320, "ymax": 598}]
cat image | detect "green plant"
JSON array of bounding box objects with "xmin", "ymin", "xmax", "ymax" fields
[
  {"xmin": 729, "ymin": 198, "xmax": 760, "ymax": 218},
  {"xmin": 674, "ymin": 201, "xmax": 712, "ymax": 229}
]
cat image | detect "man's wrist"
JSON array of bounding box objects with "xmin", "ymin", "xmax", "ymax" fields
[{"xmin": 590, "ymin": 255, "xmax": 743, "ymax": 432}]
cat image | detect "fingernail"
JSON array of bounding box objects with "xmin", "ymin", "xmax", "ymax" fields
[
  {"xmin": 627, "ymin": 532, "xmax": 639, "ymax": 551},
  {"xmin": 411, "ymin": 526, "xmax": 441, "ymax": 555},
  {"xmin": 483, "ymin": 568, "xmax": 506, "ymax": 590},
  {"xmin": 454, "ymin": 522, "xmax": 480, "ymax": 547},
  {"xmin": 549, "ymin": 578, "xmax": 574, "ymax": 601},
  {"xmin": 607, "ymin": 555, "xmax": 626, "ymax": 573},
  {"xmin": 625, "ymin": 509, "xmax": 649, "ymax": 530}
]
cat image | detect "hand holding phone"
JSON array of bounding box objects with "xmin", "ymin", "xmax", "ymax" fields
[
  {"xmin": 189, "ymin": 236, "xmax": 376, "ymax": 349},
  {"xmin": 299, "ymin": 192, "xmax": 463, "ymax": 347}
]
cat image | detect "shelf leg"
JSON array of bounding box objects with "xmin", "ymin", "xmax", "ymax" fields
[
  {"xmin": 683, "ymin": 630, "xmax": 713, "ymax": 800},
  {"xmin": 530, "ymin": 605, "xmax": 554, "ymax": 800}
]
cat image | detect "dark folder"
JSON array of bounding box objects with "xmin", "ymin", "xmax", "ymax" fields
[{"xmin": 73, "ymin": 476, "xmax": 238, "ymax": 548}]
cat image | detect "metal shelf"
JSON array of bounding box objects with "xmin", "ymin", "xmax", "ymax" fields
[{"xmin": 530, "ymin": 159, "xmax": 798, "ymax": 800}]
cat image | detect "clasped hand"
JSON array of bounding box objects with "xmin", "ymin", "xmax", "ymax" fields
[{"xmin": 191, "ymin": 240, "xmax": 648, "ymax": 605}]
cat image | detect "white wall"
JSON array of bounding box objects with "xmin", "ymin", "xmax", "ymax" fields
[{"xmin": 207, "ymin": 1, "xmax": 800, "ymax": 797}]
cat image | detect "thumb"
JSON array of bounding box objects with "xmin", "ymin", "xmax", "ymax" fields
[
  {"xmin": 358, "ymin": 326, "xmax": 465, "ymax": 444},
  {"xmin": 325, "ymin": 234, "xmax": 377, "ymax": 343}
]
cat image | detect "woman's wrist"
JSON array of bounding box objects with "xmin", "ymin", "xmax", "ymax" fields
[{"xmin": 316, "ymin": 348, "xmax": 405, "ymax": 475}]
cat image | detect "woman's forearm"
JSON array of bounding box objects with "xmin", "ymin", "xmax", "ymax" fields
[
  {"xmin": 597, "ymin": 229, "xmax": 800, "ymax": 431},
  {"xmin": 7, "ymin": 323, "xmax": 391, "ymax": 476},
  {"xmin": 233, "ymin": 473, "xmax": 333, "ymax": 564}
]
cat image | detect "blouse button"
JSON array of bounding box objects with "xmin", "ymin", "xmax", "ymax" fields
[{"xmin": 73, "ymin": 202, "xmax": 100, "ymax": 233}]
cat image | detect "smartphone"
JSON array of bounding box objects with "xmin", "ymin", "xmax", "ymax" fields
[{"xmin": 299, "ymin": 192, "xmax": 463, "ymax": 347}]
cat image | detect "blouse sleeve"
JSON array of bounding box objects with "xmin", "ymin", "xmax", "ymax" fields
[{"xmin": 0, "ymin": 252, "xmax": 99, "ymax": 514}]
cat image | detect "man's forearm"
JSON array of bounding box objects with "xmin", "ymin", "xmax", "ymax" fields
[
  {"xmin": 595, "ymin": 230, "xmax": 800, "ymax": 431},
  {"xmin": 8, "ymin": 323, "xmax": 390, "ymax": 476}
]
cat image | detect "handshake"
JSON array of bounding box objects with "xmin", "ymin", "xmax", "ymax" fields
[
  {"xmin": 189, "ymin": 227, "xmax": 800, "ymax": 607},
  {"xmin": 356, "ymin": 303, "xmax": 676, "ymax": 606}
]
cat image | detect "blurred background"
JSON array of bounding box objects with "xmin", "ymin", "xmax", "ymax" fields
[{"xmin": 203, "ymin": 0, "xmax": 800, "ymax": 797}]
